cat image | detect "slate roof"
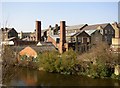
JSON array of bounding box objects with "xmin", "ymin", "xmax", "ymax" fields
[
  {"xmin": 10, "ymin": 42, "xmax": 57, "ymax": 53},
  {"xmin": 66, "ymin": 24, "xmax": 87, "ymax": 30},
  {"xmin": 85, "ymin": 30, "xmax": 97, "ymax": 36},
  {"xmin": 82, "ymin": 23, "xmax": 109, "ymax": 31},
  {"xmin": 1, "ymin": 28, "xmax": 17, "ymax": 33}
]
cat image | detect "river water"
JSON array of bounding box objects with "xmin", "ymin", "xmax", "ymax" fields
[{"xmin": 3, "ymin": 67, "xmax": 120, "ymax": 87}]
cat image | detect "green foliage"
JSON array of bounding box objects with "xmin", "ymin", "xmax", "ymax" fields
[
  {"xmin": 37, "ymin": 49, "xmax": 78, "ymax": 74},
  {"xmin": 111, "ymin": 74, "xmax": 120, "ymax": 80}
]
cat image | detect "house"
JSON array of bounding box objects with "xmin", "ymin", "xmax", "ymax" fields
[
  {"xmin": 1, "ymin": 28, "xmax": 18, "ymax": 41},
  {"xmin": 85, "ymin": 30, "xmax": 103, "ymax": 45},
  {"xmin": 66, "ymin": 24, "xmax": 88, "ymax": 43},
  {"xmin": 81, "ymin": 23, "xmax": 115, "ymax": 45},
  {"xmin": 72, "ymin": 31, "xmax": 91, "ymax": 52}
]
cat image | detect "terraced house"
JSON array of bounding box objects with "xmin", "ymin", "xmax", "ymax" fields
[{"xmin": 82, "ymin": 23, "xmax": 115, "ymax": 45}]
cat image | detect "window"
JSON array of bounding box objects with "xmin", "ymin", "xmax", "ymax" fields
[
  {"xmin": 78, "ymin": 37, "xmax": 82, "ymax": 42},
  {"xmin": 56, "ymin": 38, "xmax": 60, "ymax": 43},
  {"xmin": 105, "ymin": 29, "xmax": 107, "ymax": 34},
  {"xmin": 82, "ymin": 37, "xmax": 87, "ymax": 44}
]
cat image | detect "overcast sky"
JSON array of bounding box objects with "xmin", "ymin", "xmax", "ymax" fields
[{"xmin": 1, "ymin": 1, "xmax": 119, "ymax": 32}]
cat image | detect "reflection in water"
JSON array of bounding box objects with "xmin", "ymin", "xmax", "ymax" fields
[{"xmin": 4, "ymin": 67, "xmax": 120, "ymax": 86}]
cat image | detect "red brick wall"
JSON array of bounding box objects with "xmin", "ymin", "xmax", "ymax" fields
[{"xmin": 47, "ymin": 36, "xmax": 57, "ymax": 48}]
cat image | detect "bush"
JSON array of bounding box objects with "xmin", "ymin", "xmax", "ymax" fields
[
  {"xmin": 38, "ymin": 49, "xmax": 79, "ymax": 74},
  {"xmin": 77, "ymin": 42, "xmax": 116, "ymax": 78},
  {"xmin": 111, "ymin": 74, "xmax": 120, "ymax": 80}
]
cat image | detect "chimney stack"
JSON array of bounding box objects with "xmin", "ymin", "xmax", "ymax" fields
[
  {"xmin": 59, "ymin": 21, "xmax": 66, "ymax": 54},
  {"xmin": 36, "ymin": 21, "xmax": 41, "ymax": 41}
]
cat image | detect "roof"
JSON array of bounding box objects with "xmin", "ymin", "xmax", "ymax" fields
[
  {"xmin": 1, "ymin": 28, "xmax": 17, "ymax": 33},
  {"xmin": 85, "ymin": 30, "xmax": 97, "ymax": 36},
  {"xmin": 19, "ymin": 46, "xmax": 37, "ymax": 57},
  {"xmin": 66, "ymin": 24, "xmax": 86, "ymax": 30},
  {"xmin": 10, "ymin": 42, "xmax": 56, "ymax": 53},
  {"xmin": 82, "ymin": 23, "xmax": 109, "ymax": 31},
  {"xmin": 72, "ymin": 30, "xmax": 90, "ymax": 37}
]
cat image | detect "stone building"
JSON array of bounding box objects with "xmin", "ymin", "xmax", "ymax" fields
[
  {"xmin": 81, "ymin": 23, "xmax": 115, "ymax": 45},
  {"xmin": 1, "ymin": 28, "xmax": 18, "ymax": 41}
]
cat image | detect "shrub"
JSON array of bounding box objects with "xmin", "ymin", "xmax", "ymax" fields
[
  {"xmin": 77, "ymin": 42, "xmax": 116, "ymax": 78},
  {"xmin": 111, "ymin": 74, "xmax": 120, "ymax": 80},
  {"xmin": 37, "ymin": 49, "xmax": 79, "ymax": 74}
]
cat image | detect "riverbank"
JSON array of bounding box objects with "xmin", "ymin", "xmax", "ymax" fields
[
  {"xmin": 2, "ymin": 43, "xmax": 120, "ymax": 82},
  {"xmin": 36, "ymin": 43, "xmax": 120, "ymax": 80}
]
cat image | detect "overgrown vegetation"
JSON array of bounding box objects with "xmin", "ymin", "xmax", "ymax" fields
[
  {"xmin": 77, "ymin": 42, "xmax": 120, "ymax": 79},
  {"xmin": 2, "ymin": 43, "xmax": 120, "ymax": 81},
  {"xmin": 37, "ymin": 49, "xmax": 79, "ymax": 75},
  {"xmin": 37, "ymin": 42, "xmax": 120, "ymax": 79},
  {"xmin": 2, "ymin": 45, "xmax": 18, "ymax": 84}
]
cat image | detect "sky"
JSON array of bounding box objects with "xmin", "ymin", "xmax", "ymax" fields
[{"xmin": 1, "ymin": 1, "xmax": 119, "ymax": 32}]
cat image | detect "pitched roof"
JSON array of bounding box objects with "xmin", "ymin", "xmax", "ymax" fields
[
  {"xmin": 85, "ymin": 30, "xmax": 97, "ymax": 36},
  {"xmin": 82, "ymin": 23, "xmax": 109, "ymax": 31},
  {"xmin": 19, "ymin": 46, "xmax": 37, "ymax": 57},
  {"xmin": 66, "ymin": 24, "xmax": 87, "ymax": 30},
  {"xmin": 10, "ymin": 42, "xmax": 56, "ymax": 53}
]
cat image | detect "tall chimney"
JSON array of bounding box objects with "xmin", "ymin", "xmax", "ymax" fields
[
  {"xmin": 36, "ymin": 21, "xmax": 41, "ymax": 41},
  {"xmin": 59, "ymin": 21, "xmax": 66, "ymax": 54}
]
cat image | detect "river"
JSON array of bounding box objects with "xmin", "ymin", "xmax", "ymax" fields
[{"xmin": 3, "ymin": 67, "xmax": 120, "ymax": 87}]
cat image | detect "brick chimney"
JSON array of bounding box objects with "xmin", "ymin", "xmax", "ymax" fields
[
  {"xmin": 36, "ymin": 21, "xmax": 41, "ymax": 41},
  {"xmin": 59, "ymin": 21, "xmax": 66, "ymax": 54}
]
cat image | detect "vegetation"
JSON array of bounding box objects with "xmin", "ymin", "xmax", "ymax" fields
[
  {"xmin": 2, "ymin": 45, "xmax": 18, "ymax": 84},
  {"xmin": 77, "ymin": 42, "xmax": 119, "ymax": 79},
  {"xmin": 36, "ymin": 42, "xmax": 120, "ymax": 79},
  {"xmin": 37, "ymin": 49, "xmax": 79, "ymax": 75},
  {"xmin": 2, "ymin": 43, "xmax": 120, "ymax": 81}
]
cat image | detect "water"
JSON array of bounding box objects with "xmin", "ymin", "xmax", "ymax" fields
[{"xmin": 3, "ymin": 67, "xmax": 120, "ymax": 86}]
